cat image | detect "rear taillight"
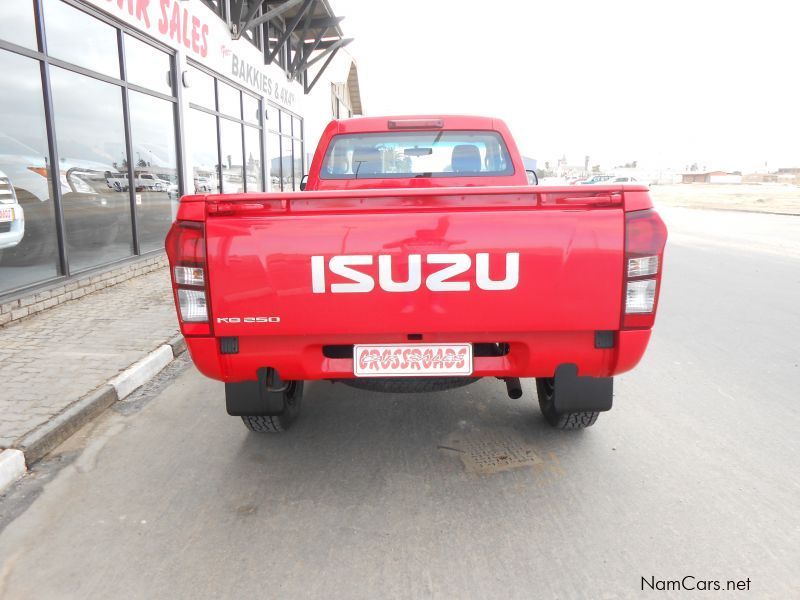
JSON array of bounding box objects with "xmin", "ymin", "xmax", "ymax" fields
[
  {"xmin": 623, "ymin": 209, "xmax": 667, "ymax": 329},
  {"xmin": 165, "ymin": 221, "xmax": 210, "ymax": 333},
  {"xmin": 176, "ymin": 289, "xmax": 208, "ymax": 322}
]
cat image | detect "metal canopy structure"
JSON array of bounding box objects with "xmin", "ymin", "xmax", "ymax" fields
[{"xmin": 228, "ymin": 0, "xmax": 353, "ymax": 93}]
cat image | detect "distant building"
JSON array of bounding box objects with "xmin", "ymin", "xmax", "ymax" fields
[
  {"xmin": 555, "ymin": 155, "xmax": 588, "ymax": 178},
  {"xmin": 744, "ymin": 167, "xmax": 800, "ymax": 184},
  {"xmin": 742, "ymin": 173, "xmax": 778, "ymax": 183},
  {"xmin": 682, "ymin": 171, "xmax": 742, "ymax": 184},
  {"xmin": 776, "ymin": 168, "xmax": 800, "ymax": 183}
]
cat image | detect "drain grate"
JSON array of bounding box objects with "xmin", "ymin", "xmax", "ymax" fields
[{"xmin": 444, "ymin": 430, "xmax": 543, "ymax": 474}]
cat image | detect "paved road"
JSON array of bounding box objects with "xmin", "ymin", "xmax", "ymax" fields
[{"xmin": 1, "ymin": 207, "xmax": 798, "ymax": 599}]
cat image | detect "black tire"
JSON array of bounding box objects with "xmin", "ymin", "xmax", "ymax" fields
[
  {"xmin": 240, "ymin": 381, "xmax": 303, "ymax": 433},
  {"xmin": 535, "ymin": 378, "xmax": 599, "ymax": 430},
  {"xmin": 339, "ymin": 377, "xmax": 479, "ymax": 393}
]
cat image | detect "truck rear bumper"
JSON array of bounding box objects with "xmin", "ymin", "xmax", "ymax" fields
[{"xmin": 185, "ymin": 330, "xmax": 652, "ymax": 383}]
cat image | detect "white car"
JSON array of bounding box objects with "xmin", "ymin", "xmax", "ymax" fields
[
  {"xmin": 194, "ymin": 177, "xmax": 214, "ymax": 193},
  {"xmin": 105, "ymin": 171, "xmax": 129, "ymax": 192},
  {"xmin": 0, "ymin": 170, "xmax": 25, "ymax": 250},
  {"xmin": 609, "ymin": 176, "xmax": 639, "ymax": 184},
  {"xmin": 579, "ymin": 175, "xmax": 615, "ymax": 185},
  {"xmin": 106, "ymin": 171, "xmax": 170, "ymax": 192},
  {"xmin": 138, "ymin": 172, "xmax": 169, "ymax": 191}
]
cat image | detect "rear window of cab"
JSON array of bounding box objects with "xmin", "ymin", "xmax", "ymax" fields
[{"xmin": 320, "ymin": 130, "xmax": 514, "ymax": 179}]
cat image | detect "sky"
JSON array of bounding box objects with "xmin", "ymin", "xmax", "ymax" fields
[{"xmin": 333, "ymin": 0, "xmax": 800, "ymax": 171}]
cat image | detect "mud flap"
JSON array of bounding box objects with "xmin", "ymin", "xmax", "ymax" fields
[
  {"xmin": 553, "ymin": 364, "xmax": 613, "ymax": 413},
  {"xmin": 225, "ymin": 368, "xmax": 288, "ymax": 416}
]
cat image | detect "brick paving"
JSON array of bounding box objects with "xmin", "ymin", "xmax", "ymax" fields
[{"xmin": 0, "ymin": 268, "xmax": 179, "ymax": 448}]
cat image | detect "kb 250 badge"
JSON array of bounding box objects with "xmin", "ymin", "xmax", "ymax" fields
[{"xmin": 216, "ymin": 317, "xmax": 281, "ymax": 323}]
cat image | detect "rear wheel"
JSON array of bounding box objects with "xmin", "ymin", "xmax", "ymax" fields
[
  {"xmin": 240, "ymin": 381, "xmax": 303, "ymax": 433},
  {"xmin": 536, "ymin": 378, "xmax": 599, "ymax": 430}
]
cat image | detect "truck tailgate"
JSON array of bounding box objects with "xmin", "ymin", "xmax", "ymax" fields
[{"xmin": 204, "ymin": 188, "xmax": 625, "ymax": 338}]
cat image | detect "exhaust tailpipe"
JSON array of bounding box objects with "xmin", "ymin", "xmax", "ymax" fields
[{"xmin": 505, "ymin": 377, "xmax": 522, "ymax": 399}]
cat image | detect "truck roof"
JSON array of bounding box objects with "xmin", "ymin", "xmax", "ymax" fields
[{"xmin": 333, "ymin": 115, "xmax": 505, "ymax": 134}]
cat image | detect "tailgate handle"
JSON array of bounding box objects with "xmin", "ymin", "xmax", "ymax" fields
[{"xmin": 558, "ymin": 194, "xmax": 622, "ymax": 206}]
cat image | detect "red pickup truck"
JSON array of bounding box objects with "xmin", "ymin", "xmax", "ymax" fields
[{"xmin": 166, "ymin": 116, "xmax": 667, "ymax": 433}]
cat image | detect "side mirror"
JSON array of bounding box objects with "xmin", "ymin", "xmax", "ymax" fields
[
  {"xmin": 299, "ymin": 174, "xmax": 308, "ymax": 191},
  {"xmin": 525, "ymin": 169, "xmax": 539, "ymax": 185}
]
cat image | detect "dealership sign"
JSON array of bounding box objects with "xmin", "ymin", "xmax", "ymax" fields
[
  {"xmin": 228, "ymin": 52, "xmax": 296, "ymax": 108},
  {"xmin": 86, "ymin": 0, "xmax": 300, "ymax": 109}
]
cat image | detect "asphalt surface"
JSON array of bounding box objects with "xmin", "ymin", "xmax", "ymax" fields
[{"xmin": 1, "ymin": 207, "xmax": 798, "ymax": 599}]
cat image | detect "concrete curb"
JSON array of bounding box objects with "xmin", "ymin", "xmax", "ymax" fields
[
  {"xmin": 10, "ymin": 337, "xmax": 186, "ymax": 469},
  {"xmin": 14, "ymin": 385, "xmax": 118, "ymax": 466},
  {"xmin": 0, "ymin": 449, "xmax": 26, "ymax": 494},
  {"xmin": 109, "ymin": 345, "xmax": 174, "ymax": 400},
  {"xmin": 168, "ymin": 334, "xmax": 187, "ymax": 357}
]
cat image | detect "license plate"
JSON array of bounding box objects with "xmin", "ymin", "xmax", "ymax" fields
[
  {"xmin": 353, "ymin": 343, "xmax": 473, "ymax": 377},
  {"xmin": 0, "ymin": 208, "xmax": 13, "ymax": 222}
]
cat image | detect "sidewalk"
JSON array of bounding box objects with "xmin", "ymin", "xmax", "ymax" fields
[{"xmin": 0, "ymin": 267, "xmax": 181, "ymax": 465}]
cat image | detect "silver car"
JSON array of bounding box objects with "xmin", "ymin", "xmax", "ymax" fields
[{"xmin": 0, "ymin": 169, "xmax": 25, "ymax": 250}]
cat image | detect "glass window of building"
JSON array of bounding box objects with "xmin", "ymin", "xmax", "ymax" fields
[
  {"xmin": 243, "ymin": 94, "xmax": 260, "ymax": 125},
  {"xmin": 124, "ymin": 35, "xmax": 172, "ymax": 96},
  {"xmin": 42, "ymin": 0, "xmax": 120, "ymax": 79},
  {"xmin": 188, "ymin": 109, "xmax": 220, "ymax": 194},
  {"xmin": 0, "ymin": 50, "xmax": 60, "ymax": 293},
  {"xmin": 244, "ymin": 126, "xmax": 262, "ymax": 192},
  {"xmin": 268, "ymin": 131, "xmax": 282, "ymax": 190},
  {"xmin": 128, "ymin": 91, "xmax": 178, "ymax": 253},
  {"xmin": 186, "ymin": 65, "xmax": 265, "ymax": 195},
  {"xmin": 280, "ymin": 134, "xmax": 293, "ymax": 191},
  {"xmin": 217, "ymin": 82, "xmax": 241, "ymax": 119},
  {"xmin": 280, "ymin": 110, "xmax": 290, "ymax": 135},
  {"xmin": 0, "ymin": 0, "xmax": 38, "ymax": 50},
  {"xmin": 187, "ymin": 66, "xmax": 215, "ymax": 110},
  {"xmin": 269, "ymin": 105, "xmax": 303, "ymax": 191},
  {"xmin": 332, "ymin": 84, "xmax": 352, "ymax": 119},
  {"xmin": 49, "ymin": 66, "xmax": 133, "ymax": 272},
  {"xmin": 293, "ymin": 139, "xmax": 303, "ymax": 189},
  {"xmin": 220, "ymin": 119, "xmax": 244, "ymax": 193}
]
